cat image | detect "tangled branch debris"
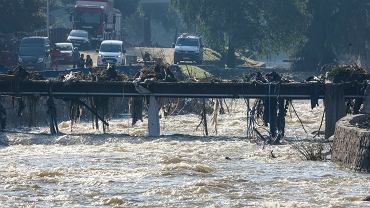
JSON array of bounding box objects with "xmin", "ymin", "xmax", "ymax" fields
[
  {"xmin": 7, "ymin": 66, "xmax": 45, "ymax": 81},
  {"xmin": 244, "ymin": 72, "xmax": 291, "ymax": 145},
  {"xmin": 292, "ymin": 143, "xmax": 325, "ymax": 161},
  {"xmin": 321, "ymin": 64, "xmax": 367, "ymax": 83}
]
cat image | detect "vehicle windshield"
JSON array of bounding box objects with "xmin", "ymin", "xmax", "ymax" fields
[
  {"xmin": 176, "ymin": 38, "xmax": 199, "ymax": 47},
  {"xmin": 70, "ymin": 30, "xmax": 88, "ymax": 38},
  {"xmin": 21, "ymin": 38, "xmax": 45, "ymax": 45},
  {"xmin": 100, "ymin": 44, "xmax": 122, "ymax": 52},
  {"xmin": 76, "ymin": 12, "xmax": 102, "ymax": 25},
  {"xmin": 19, "ymin": 47, "xmax": 44, "ymax": 56},
  {"xmin": 56, "ymin": 44, "xmax": 73, "ymax": 51}
]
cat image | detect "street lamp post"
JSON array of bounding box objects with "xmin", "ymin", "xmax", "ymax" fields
[{"xmin": 47, "ymin": 0, "xmax": 50, "ymax": 37}]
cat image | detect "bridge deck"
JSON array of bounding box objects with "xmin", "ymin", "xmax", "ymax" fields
[{"xmin": 0, "ymin": 80, "xmax": 364, "ymax": 99}]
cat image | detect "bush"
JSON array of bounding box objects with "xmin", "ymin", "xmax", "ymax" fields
[{"xmin": 292, "ymin": 142, "xmax": 325, "ymax": 161}]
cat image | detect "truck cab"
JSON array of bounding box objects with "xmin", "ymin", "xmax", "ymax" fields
[
  {"xmin": 71, "ymin": 0, "xmax": 121, "ymax": 45},
  {"xmin": 73, "ymin": 4, "xmax": 105, "ymax": 43},
  {"xmin": 97, "ymin": 40, "xmax": 126, "ymax": 67}
]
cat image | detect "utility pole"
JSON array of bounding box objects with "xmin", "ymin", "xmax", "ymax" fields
[{"xmin": 47, "ymin": 0, "xmax": 50, "ymax": 38}]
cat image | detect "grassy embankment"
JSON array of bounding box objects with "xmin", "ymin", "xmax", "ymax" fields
[
  {"xmin": 178, "ymin": 48, "xmax": 221, "ymax": 79},
  {"xmin": 178, "ymin": 48, "xmax": 267, "ymax": 80}
]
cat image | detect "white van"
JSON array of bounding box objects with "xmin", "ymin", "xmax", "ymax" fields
[
  {"xmin": 173, "ymin": 34, "xmax": 204, "ymax": 64},
  {"xmin": 97, "ymin": 40, "xmax": 126, "ymax": 67}
]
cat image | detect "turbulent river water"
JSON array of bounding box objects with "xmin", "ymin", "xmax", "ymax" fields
[{"xmin": 0, "ymin": 100, "xmax": 369, "ymax": 207}]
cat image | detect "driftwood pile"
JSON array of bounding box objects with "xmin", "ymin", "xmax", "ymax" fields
[
  {"xmin": 6, "ymin": 65, "xmax": 45, "ymax": 81},
  {"xmin": 321, "ymin": 64, "xmax": 367, "ymax": 83}
]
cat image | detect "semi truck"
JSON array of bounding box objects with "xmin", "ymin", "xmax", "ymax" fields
[{"xmin": 71, "ymin": 0, "xmax": 122, "ymax": 45}]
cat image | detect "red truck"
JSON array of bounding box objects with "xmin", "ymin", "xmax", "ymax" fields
[{"xmin": 71, "ymin": 0, "xmax": 122, "ymax": 45}]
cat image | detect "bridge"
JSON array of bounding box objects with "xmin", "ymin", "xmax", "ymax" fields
[{"xmin": 0, "ymin": 78, "xmax": 365, "ymax": 139}]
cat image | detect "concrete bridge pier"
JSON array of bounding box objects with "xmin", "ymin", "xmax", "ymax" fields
[
  {"xmin": 324, "ymin": 84, "xmax": 346, "ymax": 139},
  {"xmin": 148, "ymin": 96, "xmax": 160, "ymax": 137}
]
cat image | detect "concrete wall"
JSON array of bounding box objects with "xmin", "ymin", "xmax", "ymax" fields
[{"xmin": 332, "ymin": 115, "xmax": 370, "ymax": 172}]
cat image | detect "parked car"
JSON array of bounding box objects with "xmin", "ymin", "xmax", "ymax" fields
[
  {"xmin": 173, "ymin": 34, "xmax": 204, "ymax": 64},
  {"xmin": 97, "ymin": 40, "xmax": 126, "ymax": 67},
  {"xmin": 67, "ymin": 30, "xmax": 90, "ymax": 50},
  {"xmin": 54, "ymin": 43, "xmax": 75, "ymax": 64},
  {"xmin": 18, "ymin": 37, "xmax": 51, "ymax": 71}
]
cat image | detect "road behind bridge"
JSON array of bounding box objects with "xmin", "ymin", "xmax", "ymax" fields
[{"xmin": 79, "ymin": 47, "xmax": 174, "ymax": 67}]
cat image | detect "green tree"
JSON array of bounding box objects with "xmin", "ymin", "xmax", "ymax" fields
[
  {"xmin": 0, "ymin": 0, "xmax": 45, "ymax": 34},
  {"xmin": 294, "ymin": 0, "xmax": 370, "ymax": 71},
  {"xmin": 172, "ymin": 0, "xmax": 308, "ymax": 67},
  {"xmin": 140, "ymin": 1, "xmax": 180, "ymax": 45},
  {"xmin": 115, "ymin": 0, "xmax": 179, "ymax": 46},
  {"xmin": 114, "ymin": 0, "xmax": 141, "ymax": 18},
  {"xmin": 58, "ymin": 0, "xmax": 75, "ymax": 5}
]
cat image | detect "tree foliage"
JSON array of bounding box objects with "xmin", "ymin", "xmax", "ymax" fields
[
  {"xmin": 294, "ymin": 0, "xmax": 370, "ymax": 71},
  {"xmin": 141, "ymin": 2, "xmax": 181, "ymax": 31},
  {"xmin": 114, "ymin": 0, "xmax": 141, "ymax": 18},
  {"xmin": 58, "ymin": 0, "xmax": 75, "ymax": 5},
  {"xmin": 0, "ymin": 0, "xmax": 45, "ymax": 34},
  {"xmin": 172, "ymin": 0, "xmax": 308, "ymax": 67},
  {"xmin": 173, "ymin": 0, "xmax": 370, "ymax": 70}
]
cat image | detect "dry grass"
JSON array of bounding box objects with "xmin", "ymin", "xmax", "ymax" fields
[
  {"xmin": 292, "ymin": 142, "xmax": 325, "ymax": 161},
  {"xmin": 203, "ymin": 48, "xmax": 221, "ymax": 62}
]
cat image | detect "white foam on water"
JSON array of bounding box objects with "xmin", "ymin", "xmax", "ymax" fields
[{"xmin": 0, "ymin": 100, "xmax": 369, "ymax": 207}]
